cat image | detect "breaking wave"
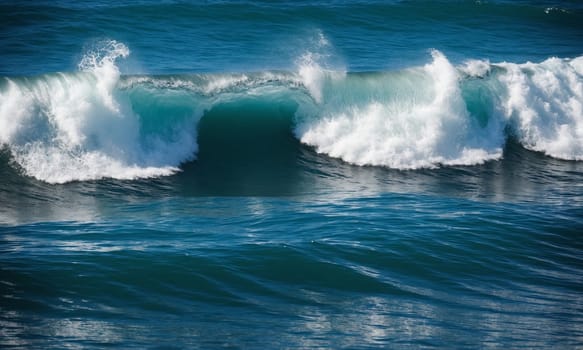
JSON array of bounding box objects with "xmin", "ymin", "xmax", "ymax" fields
[{"xmin": 1, "ymin": 39, "xmax": 582, "ymax": 183}]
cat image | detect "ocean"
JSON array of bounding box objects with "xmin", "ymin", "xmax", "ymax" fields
[{"xmin": 1, "ymin": 0, "xmax": 583, "ymax": 348}]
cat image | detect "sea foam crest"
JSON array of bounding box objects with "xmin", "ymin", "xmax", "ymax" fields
[
  {"xmin": 0, "ymin": 40, "xmax": 198, "ymax": 183},
  {"xmin": 499, "ymin": 56, "xmax": 583, "ymax": 160},
  {"xmin": 295, "ymin": 31, "xmax": 346, "ymax": 103},
  {"xmin": 296, "ymin": 50, "xmax": 504, "ymax": 169}
]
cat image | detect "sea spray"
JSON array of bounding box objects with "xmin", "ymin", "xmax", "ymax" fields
[{"xmin": 295, "ymin": 30, "xmax": 346, "ymax": 104}]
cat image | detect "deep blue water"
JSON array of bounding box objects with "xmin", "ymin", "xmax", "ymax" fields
[{"xmin": 1, "ymin": 1, "xmax": 583, "ymax": 348}]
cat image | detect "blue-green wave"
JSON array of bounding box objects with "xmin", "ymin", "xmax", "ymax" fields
[{"xmin": 1, "ymin": 42, "xmax": 582, "ymax": 183}]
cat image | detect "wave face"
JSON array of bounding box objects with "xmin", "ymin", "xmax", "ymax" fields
[{"xmin": 1, "ymin": 40, "xmax": 583, "ymax": 183}]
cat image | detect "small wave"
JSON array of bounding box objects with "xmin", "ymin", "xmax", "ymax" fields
[{"xmin": 1, "ymin": 39, "xmax": 582, "ymax": 183}]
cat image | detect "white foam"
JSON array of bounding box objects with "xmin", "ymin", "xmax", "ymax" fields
[
  {"xmin": 78, "ymin": 40, "xmax": 130, "ymax": 111},
  {"xmin": 12, "ymin": 144, "xmax": 179, "ymax": 183},
  {"xmin": 296, "ymin": 50, "xmax": 503, "ymax": 169},
  {"xmin": 0, "ymin": 79, "xmax": 35, "ymax": 144},
  {"xmin": 459, "ymin": 59, "xmax": 491, "ymax": 78},
  {"xmin": 0, "ymin": 40, "xmax": 199, "ymax": 183},
  {"xmin": 498, "ymin": 56, "xmax": 583, "ymax": 160}
]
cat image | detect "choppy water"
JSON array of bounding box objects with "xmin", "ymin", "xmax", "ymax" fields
[{"xmin": 1, "ymin": 1, "xmax": 583, "ymax": 348}]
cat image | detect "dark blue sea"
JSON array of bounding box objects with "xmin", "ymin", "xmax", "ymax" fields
[{"xmin": 1, "ymin": 1, "xmax": 583, "ymax": 348}]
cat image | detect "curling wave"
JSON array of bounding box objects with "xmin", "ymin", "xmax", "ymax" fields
[{"xmin": 1, "ymin": 40, "xmax": 582, "ymax": 183}]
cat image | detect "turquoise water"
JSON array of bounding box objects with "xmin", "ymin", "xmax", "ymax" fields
[{"xmin": 1, "ymin": 1, "xmax": 583, "ymax": 348}]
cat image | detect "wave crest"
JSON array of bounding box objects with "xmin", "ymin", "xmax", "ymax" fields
[
  {"xmin": 0, "ymin": 40, "xmax": 198, "ymax": 184},
  {"xmin": 499, "ymin": 56, "xmax": 583, "ymax": 160},
  {"xmin": 295, "ymin": 50, "xmax": 504, "ymax": 169}
]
